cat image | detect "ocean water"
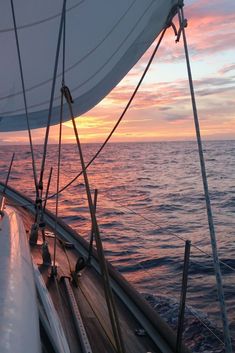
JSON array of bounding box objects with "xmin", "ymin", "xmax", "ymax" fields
[{"xmin": 0, "ymin": 140, "xmax": 234, "ymax": 352}]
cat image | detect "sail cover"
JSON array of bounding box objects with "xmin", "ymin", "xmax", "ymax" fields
[{"xmin": 0, "ymin": 0, "xmax": 178, "ymax": 132}]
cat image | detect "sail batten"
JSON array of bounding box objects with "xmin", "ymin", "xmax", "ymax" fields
[{"xmin": 0, "ymin": 0, "xmax": 178, "ymax": 132}]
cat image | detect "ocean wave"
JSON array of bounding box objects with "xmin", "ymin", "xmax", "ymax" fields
[
  {"xmin": 1, "ymin": 140, "xmax": 234, "ymax": 350},
  {"xmin": 143, "ymin": 293, "xmax": 233, "ymax": 353}
]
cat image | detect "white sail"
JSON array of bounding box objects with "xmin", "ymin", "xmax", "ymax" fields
[{"xmin": 0, "ymin": 0, "xmax": 178, "ymax": 132}]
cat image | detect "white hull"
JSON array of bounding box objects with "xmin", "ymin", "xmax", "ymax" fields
[{"xmin": 0, "ymin": 206, "xmax": 41, "ymax": 353}]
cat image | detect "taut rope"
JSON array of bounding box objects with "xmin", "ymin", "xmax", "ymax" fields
[{"xmin": 10, "ymin": 0, "xmax": 38, "ymax": 198}]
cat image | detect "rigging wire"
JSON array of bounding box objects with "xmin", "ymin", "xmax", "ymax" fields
[
  {"xmin": 4, "ymin": 181, "xmax": 235, "ymax": 275},
  {"xmin": 0, "ymin": 0, "xmax": 133, "ymax": 105},
  {"xmin": 60, "ymin": 3, "xmax": 129, "ymax": 350},
  {"xmin": 92, "ymin": 211, "xmax": 226, "ymax": 348},
  {"xmin": 43, "ymin": 167, "xmax": 53, "ymax": 211},
  {"xmin": 73, "ymin": 189, "xmax": 231, "ymax": 349},
  {"xmin": 178, "ymin": 6, "xmax": 232, "ymax": 353},
  {"xmin": 63, "ymin": 88, "xmax": 126, "ymax": 353},
  {"xmin": 3, "ymin": 2, "xmax": 232, "ymax": 350},
  {"xmin": 92, "ymin": 223, "xmax": 226, "ymax": 348},
  {"xmin": 4, "ymin": 23, "xmax": 232, "ymax": 274},
  {"xmin": 102, "ymin": 193, "xmax": 235, "ymax": 273},
  {"xmin": 4, "ymin": 26, "xmax": 169, "ymax": 206},
  {"xmin": 47, "ymin": 26, "xmax": 168, "ymax": 200},
  {"xmin": 52, "ymin": 205, "xmax": 229, "ymax": 350},
  {"xmin": 52, "ymin": 92, "xmax": 64, "ymax": 272},
  {"xmin": 39, "ymin": 0, "xmax": 67, "ymax": 191},
  {"xmin": 185, "ymin": 305, "xmax": 225, "ymax": 346},
  {"xmin": 10, "ymin": 0, "xmax": 39, "ymax": 199},
  {"xmin": 52, "ymin": 2, "xmax": 66, "ymax": 273}
]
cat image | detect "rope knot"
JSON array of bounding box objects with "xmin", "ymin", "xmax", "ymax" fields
[{"xmin": 61, "ymin": 85, "xmax": 74, "ymax": 104}]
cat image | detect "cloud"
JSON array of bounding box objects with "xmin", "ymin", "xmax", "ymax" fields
[
  {"xmin": 110, "ymin": 72, "xmax": 234, "ymax": 104},
  {"xmin": 1, "ymin": 1, "xmax": 234, "ymax": 144},
  {"xmin": 133, "ymin": 0, "xmax": 235, "ymax": 67},
  {"xmin": 164, "ymin": 113, "xmax": 189, "ymax": 122},
  {"xmin": 181, "ymin": 0, "xmax": 235, "ymax": 55},
  {"xmin": 219, "ymin": 64, "xmax": 235, "ymax": 75},
  {"xmin": 106, "ymin": 81, "xmax": 189, "ymax": 110}
]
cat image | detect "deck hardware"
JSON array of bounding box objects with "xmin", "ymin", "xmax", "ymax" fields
[
  {"xmin": 135, "ymin": 328, "xmax": 147, "ymax": 337},
  {"xmin": 45, "ymin": 231, "xmax": 55, "ymax": 238},
  {"xmin": 39, "ymin": 167, "xmax": 53, "ymax": 262},
  {"xmin": 87, "ymin": 189, "xmax": 98, "ymax": 264},
  {"xmin": 71, "ymin": 271, "xmax": 79, "ymax": 287},
  {"xmin": 0, "ymin": 197, "xmax": 5, "ymax": 215},
  {"xmin": 63, "ymin": 241, "xmax": 75, "ymax": 249},
  {"xmin": 29, "ymin": 223, "xmax": 39, "ymax": 245},
  {"xmin": 75, "ymin": 257, "xmax": 86, "ymax": 273},
  {"xmin": 50, "ymin": 265, "xmax": 58, "ymax": 277},
  {"xmin": 0, "ymin": 153, "xmax": 14, "ymax": 212},
  {"xmin": 62, "ymin": 276, "xmax": 93, "ymax": 353},
  {"xmin": 58, "ymin": 238, "xmax": 74, "ymax": 249},
  {"xmin": 70, "ymin": 256, "xmax": 86, "ymax": 288},
  {"xmin": 42, "ymin": 241, "xmax": 52, "ymax": 265},
  {"xmin": 176, "ymin": 240, "xmax": 191, "ymax": 353},
  {"xmin": 29, "ymin": 197, "xmax": 42, "ymax": 245},
  {"xmin": 70, "ymin": 256, "xmax": 86, "ymax": 287}
]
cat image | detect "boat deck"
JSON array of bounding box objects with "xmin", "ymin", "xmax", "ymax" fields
[
  {"xmin": 0, "ymin": 182, "xmax": 189, "ymax": 353},
  {"xmin": 18, "ymin": 204, "xmax": 161, "ymax": 353}
]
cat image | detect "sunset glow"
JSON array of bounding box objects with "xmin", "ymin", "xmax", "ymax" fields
[{"xmin": 1, "ymin": 0, "xmax": 234, "ymax": 144}]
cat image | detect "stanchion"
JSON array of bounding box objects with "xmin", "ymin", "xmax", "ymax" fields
[{"xmin": 176, "ymin": 240, "xmax": 191, "ymax": 353}]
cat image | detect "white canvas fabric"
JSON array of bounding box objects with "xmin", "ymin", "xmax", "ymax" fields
[{"xmin": 0, "ymin": 0, "xmax": 178, "ymax": 131}]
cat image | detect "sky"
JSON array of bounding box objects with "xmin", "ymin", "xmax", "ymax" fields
[{"xmin": 1, "ymin": 0, "xmax": 235, "ymax": 144}]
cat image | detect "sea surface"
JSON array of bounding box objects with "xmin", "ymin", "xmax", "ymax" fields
[{"xmin": 0, "ymin": 140, "xmax": 234, "ymax": 352}]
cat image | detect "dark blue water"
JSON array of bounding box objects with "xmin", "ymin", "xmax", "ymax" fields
[{"xmin": 0, "ymin": 140, "xmax": 234, "ymax": 352}]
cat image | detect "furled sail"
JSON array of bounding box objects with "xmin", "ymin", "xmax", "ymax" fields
[{"xmin": 0, "ymin": 0, "xmax": 178, "ymax": 132}]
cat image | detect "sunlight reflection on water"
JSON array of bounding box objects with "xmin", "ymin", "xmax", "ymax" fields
[{"xmin": 1, "ymin": 140, "xmax": 234, "ymax": 349}]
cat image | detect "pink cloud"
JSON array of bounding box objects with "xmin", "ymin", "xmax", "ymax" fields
[
  {"xmin": 219, "ymin": 64, "xmax": 235, "ymax": 75},
  {"xmin": 134, "ymin": 0, "xmax": 235, "ymax": 66}
]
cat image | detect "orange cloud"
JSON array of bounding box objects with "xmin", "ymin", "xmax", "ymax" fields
[{"xmin": 1, "ymin": 1, "xmax": 234, "ymax": 145}]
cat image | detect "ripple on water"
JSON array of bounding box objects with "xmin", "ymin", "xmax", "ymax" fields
[{"xmin": 1, "ymin": 140, "xmax": 234, "ymax": 347}]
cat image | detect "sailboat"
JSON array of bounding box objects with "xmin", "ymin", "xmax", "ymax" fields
[{"xmin": 0, "ymin": 1, "xmax": 233, "ymax": 353}]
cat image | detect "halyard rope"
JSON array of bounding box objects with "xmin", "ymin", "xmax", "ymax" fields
[
  {"xmin": 10, "ymin": 0, "xmax": 39, "ymax": 198},
  {"xmin": 47, "ymin": 27, "xmax": 168, "ymax": 199},
  {"xmin": 53, "ymin": 91, "xmax": 64, "ymax": 271},
  {"xmin": 53, "ymin": 2, "xmax": 67, "ymax": 273},
  {"xmin": 62, "ymin": 85, "xmax": 126, "ymax": 353},
  {"xmin": 5, "ymin": 2, "xmax": 233, "ymax": 351},
  {"xmin": 39, "ymin": 0, "xmax": 67, "ymax": 192}
]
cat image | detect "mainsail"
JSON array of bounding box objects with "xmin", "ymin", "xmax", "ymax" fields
[{"xmin": 0, "ymin": 0, "xmax": 178, "ymax": 132}]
